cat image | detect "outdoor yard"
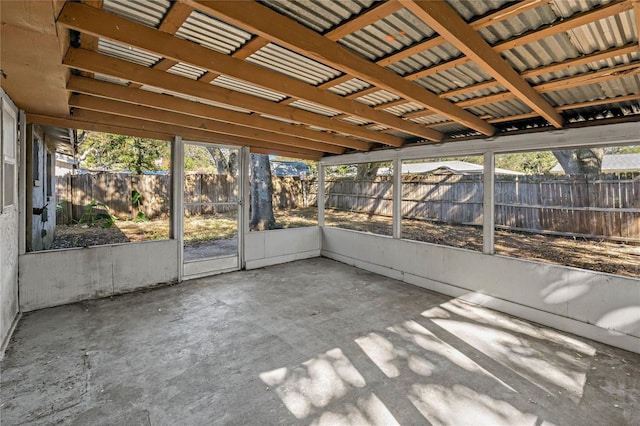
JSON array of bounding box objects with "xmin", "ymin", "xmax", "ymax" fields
[{"xmin": 50, "ymin": 207, "xmax": 639, "ymax": 278}]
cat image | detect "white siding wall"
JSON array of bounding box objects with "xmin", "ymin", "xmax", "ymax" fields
[
  {"xmin": 321, "ymin": 227, "xmax": 640, "ymax": 354},
  {"xmin": 19, "ymin": 240, "xmax": 179, "ymax": 312},
  {"xmin": 244, "ymin": 226, "xmax": 320, "ymax": 270}
]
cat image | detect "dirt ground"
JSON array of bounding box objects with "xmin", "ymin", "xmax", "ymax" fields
[{"xmin": 51, "ymin": 208, "xmax": 639, "ymax": 278}]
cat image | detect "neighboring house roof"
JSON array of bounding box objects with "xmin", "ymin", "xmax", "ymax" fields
[
  {"xmin": 271, "ymin": 161, "xmax": 310, "ymax": 177},
  {"xmin": 550, "ymin": 153, "xmax": 640, "ymax": 174},
  {"xmin": 378, "ymin": 160, "xmax": 523, "ymax": 176},
  {"xmin": 601, "ymin": 153, "xmax": 640, "ymax": 173}
]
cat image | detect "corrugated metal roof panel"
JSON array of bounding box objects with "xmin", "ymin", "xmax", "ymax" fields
[
  {"xmin": 500, "ymin": 35, "xmax": 581, "ymax": 73},
  {"xmin": 340, "ymin": 116, "xmax": 371, "ymax": 126},
  {"xmin": 355, "ymin": 90, "xmax": 400, "ymax": 107},
  {"xmin": 290, "ymin": 100, "xmax": 343, "ymax": 117},
  {"xmin": 338, "ymin": 8, "xmax": 436, "ymax": 61},
  {"xmin": 259, "ymin": 114, "xmax": 300, "ymax": 125},
  {"xmin": 409, "ymin": 114, "xmax": 450, "ymax": 126},
  {"xmin": 468, "ymin": 99, "xmax": 532, "ymax": 118},
  {"xmin": 327, "ymin": 78, "xmax": 371, "ymax": 96},
  {"xmin": 98, "ymin": 39, "xmax": 161, "ymax": 67},
  {"xmin": 543, "ymin": 74, "xmax": 640, "ymax": 107},
  {"xmin": 417, "ymin": 63, "xmax": 495, "ymax": 95},
  {"xmin": 445, "ymin": 0, "xmax": 511, "ymax": 22},
  {"xmin": 211, "ymin": 75, "xmax": 287, "ymax": 102},
  {"xmin": 246, "ymin": 43, "xmax": 341, "ymax": 85},
  {"xmin": 166, "ymin": 62, "xmax": 207, "ymax": 80},
  {"xmin": 446, "ymin": 84, "xmax": 507, "ymax": 103},
  {"xmin": 94, "ymin": 73, "xmax": 129, "ymax": 86},
  {"xmin": 367, "ymin": 124, "xmax": 389, "ymax": 131},
  {"xmin": 382, "ymin": 102, "xmax": 423, "ymax": 116},
  {"xmin": 386, "ymin": 42, "xmax": 461, "ymax": 76},
  {"xmin": 103, "ymin": 0, "xmax": 170, "ymax": 28},
  {"xmin": 139, "ymin": 85, "xmax": 254, "ymax": 113},
  {"xmin": 175, "ymin": 10, "xmax": 252, "ymax": 55},
  {"xmin": 478, "ymin": 3, "xmax": 557, "ymax": 46},
  {"xmin": 259, "ymin": 0, "xmax": 376, "ymax": 33}
]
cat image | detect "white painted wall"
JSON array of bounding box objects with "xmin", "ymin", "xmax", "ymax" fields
[
  {"xmin": 19, "ymin": 240, "xmax": 179, "ymax": 312},
  {"xmin": 244, "ymin": 226, "xmax": 320, "ymax": 270},
  {"xmin": 0, "ymin": 91, "xmax": 20, "ymax": 357},
  {"xmin": 321, "ymin": 227, "xmax": 640, "ymax": 354}
]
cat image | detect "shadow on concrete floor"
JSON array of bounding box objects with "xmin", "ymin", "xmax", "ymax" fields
[{"xmin": 1, "ymin": 258, "xmax": 638, "ymax": 425}]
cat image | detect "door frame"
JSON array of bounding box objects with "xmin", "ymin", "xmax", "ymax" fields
[{"xmin": 173, "ymin": 138, "xmax": 247, "ymax": 281}]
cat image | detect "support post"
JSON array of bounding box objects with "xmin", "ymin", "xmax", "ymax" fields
[
  {"xmin": 240, "ymin": 146, "xmax": 250, "ymax": 269},
  {"xmin": 392, "ymin": 157, "xmax": 402, "ymax": 239},
  {"xmin": 18, "ymin": 110, "xmax": 27, "ymax": 255},
  {"xmin": 483, "ymin": 151, "xmax": 495, "ymax": 254},
  {"xmin": 171, "ymin": 136, "xmax": 184, "ymax": 281},
  {"xmin": 317, "ymin": 163, "xmax": 325, "ymax": 227}
]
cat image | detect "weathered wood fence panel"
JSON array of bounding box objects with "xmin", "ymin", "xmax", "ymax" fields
[
  {"xmin": 56, "ymin": 173, "xmax": 316, "ymax": 224},
  {"xmin": 325, "ymin": 175, "xmax": 640, "ymax": 240}
]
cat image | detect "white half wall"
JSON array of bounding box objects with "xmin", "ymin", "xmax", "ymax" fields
[
  {"xmin": 0, "ymin": 209, "xmax": 19, "ymax": 355},
  {"xmin": 245, "ymin": 226, "xmax": 320, "ymax": 270},
  {"xmin": 19, "ymin": 240, "xmax": 179, "ymax": 312},
  {"xmin": 321, "ymin": 227, "xmax": 640, "ymax": 354}
]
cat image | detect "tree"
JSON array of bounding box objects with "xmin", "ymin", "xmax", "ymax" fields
[
  {"xmin": 495, "ymin": 151, "xmax": 557, "ymax": 174},
  {"xmin": 250, "ymin": 154, "xmax": 276, "ymax": 231},
  {"xmin": 78, "ymin": 132, "xmax": 169, "ymax": 172}
]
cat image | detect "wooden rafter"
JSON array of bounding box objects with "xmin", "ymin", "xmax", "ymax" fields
[
  {"xmin": 67, "ymin": 75, "xmax": 372, "ymax": 151},
  {"xmin": 71, "ymin": 110, "xmax": 324, "ymax": 159},
  {"xmin": 182, "ymin": 0, "xmax": 496, "ymax": 136},
  {"xmin": 375, "ymin": 0, "xmax": 551, "ymax": 67},
  {"xmin": 400, "ymin": 0, "xmax": 632, "ymax": 82},
  {"xmin": 405, "ymin": 0, "xmax": 563, "ymax": 128},
  {"xmin": 57, "ymin": 2, "xmax": 432, "ymax": 142},
  {"xmin": 440, "ymin": 44, "xmax": 640, "ymax": 100},
  {"xmin": 129, "ymin": 1, "xmax": 194, "ymax": 89},
  {"xmin": 324, "ymin": 1, "xmax": 403, "ymax": 41},
  {"xmin": 62, "ymin": 48, "xmax": 403, "ymax": 147},
  {"xmin": 69, "ymin": 94, "xmax": 345, "ymax": 154}
]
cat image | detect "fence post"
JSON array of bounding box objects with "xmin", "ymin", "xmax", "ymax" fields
[{"xmin": 483, "ymin": 152, "xmax": 495, "ymax": 254}]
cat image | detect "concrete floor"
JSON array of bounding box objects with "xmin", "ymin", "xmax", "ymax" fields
[{"xmin": 1, "ymin": 258, "xmax": 638, "ymax": 425}]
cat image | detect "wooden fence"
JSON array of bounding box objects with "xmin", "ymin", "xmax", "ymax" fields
[
  {"xmin": 325, "ymin": 175, "xmax": 640, "ymax": 240},
  {"xmin": 56, "ymin": 172, "xmax": 317, "ymax": 224}
]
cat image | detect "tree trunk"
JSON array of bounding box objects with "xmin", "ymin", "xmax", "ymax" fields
[
  {"xmin": 552, "ymin": 148, "xmax": 604, "ymax": 175},
  {"xmin": 356, "ymin": 162, "xmax": 380, "ymax": 179},
  {"xmin": 206, "ymin": 146, "xmax": 229, "ymax": 175},
  {"xmin": 250, "ymin": 154, "xmax": 276, "ymax": 231}
]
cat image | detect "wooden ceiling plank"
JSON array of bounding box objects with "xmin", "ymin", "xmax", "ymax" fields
[
  {"xmin": 325, "ymin": 1, "xmax": 403, "ymax": 41},
  {"xmin": 405, "ymin": 1, "xmax": 563, "ymax": 128},
  {"xmin": 67, "ymin": 75, "xmax": 372, "ymax": 151},
  {"xmin": 183, "ymin": 0, "xmax": 495, "ymax": 136},
  {"xmin": 62, "ymin": 48, "xmax": 403, "ymax": 146},
  {"xmin": 57, "ymin": 2, "xmax": 431, "ymax": 142},
  {"xmin": 69, "ymin": 94, "xmax": 344, "ymax": 154},
  {"xmin": 345, "ymin": 86, "xmax": 380, "ymax": 100}
]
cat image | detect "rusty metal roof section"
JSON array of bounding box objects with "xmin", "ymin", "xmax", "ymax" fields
[{"xmin": 1, "ymin": 0, "xmax": 637, "ymax": 159}]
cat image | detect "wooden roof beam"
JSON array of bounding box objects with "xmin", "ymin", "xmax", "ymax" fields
[
  {"xmin": 57, "ymin": 2, "xmax": 427, "ymax": 142},
  {"xmin": 129, "ymin": 1, "xmax": 194, "ymax": 88},
  {"xmin": 69, "ymin": 94, "xmax": 345, "ymax": 154},
  {"xmin": 69, "ymin": 110, "xmax": 324, "ymax": 159},
  {"xmin": 182, "ymin": 0, "xmax": 495, "ymax": 136},
  {"xmin": 62, "ymin": 48, "xmax": 403, "ymax": 147},
  {"xmin": 405, "ymin": 0, "xmax": 563, "ymax": 128},
  {"xmin": 400, "ymin": 0, "xmax": 632, "ymax": 83},
  {"xmin": 67, "ymin": 75, "xmax": 372, "ymax": 151},
  {"xmin": 324, "ymin": 1, "xmax": 404, "ymax": 41},
  {"xmin": 376, "ymin": 0, "xmax": 550, "ymax": 67}
]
